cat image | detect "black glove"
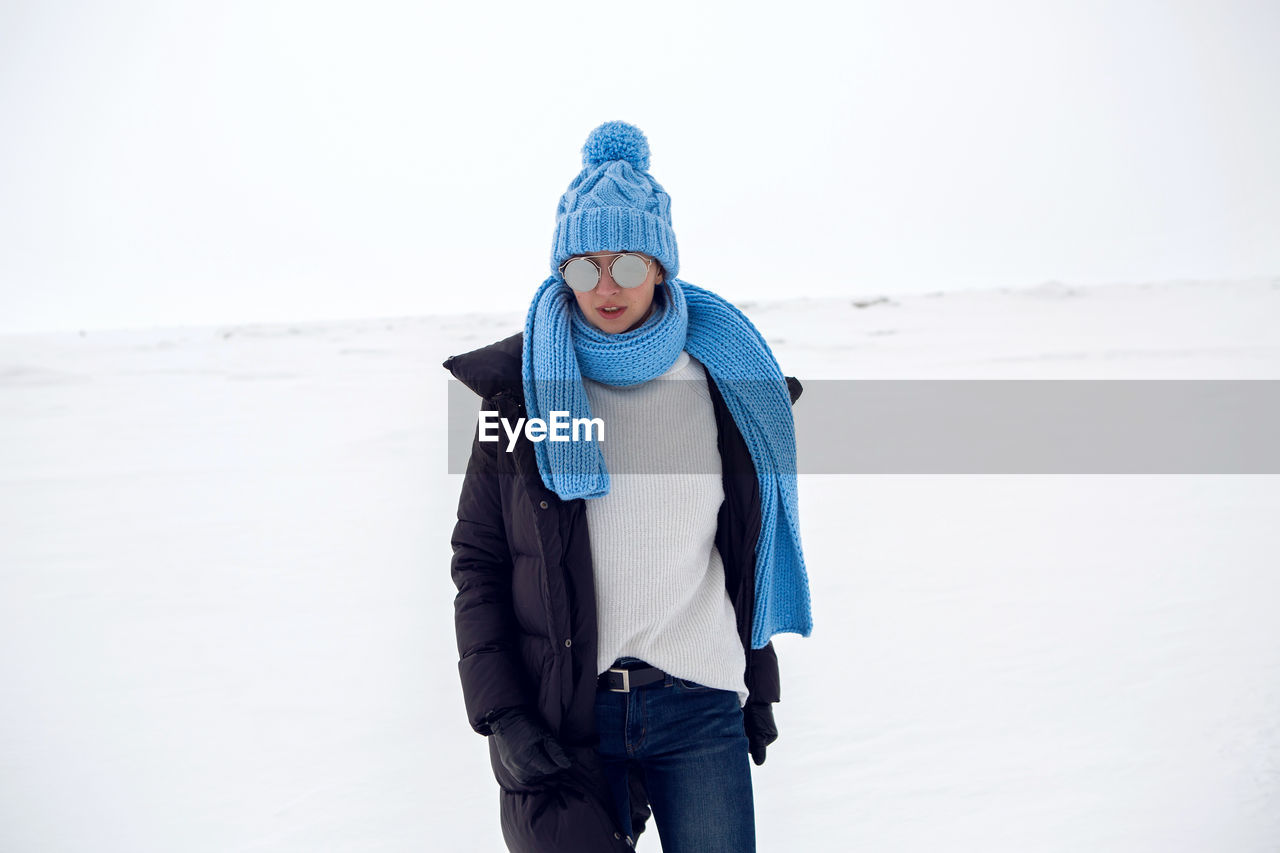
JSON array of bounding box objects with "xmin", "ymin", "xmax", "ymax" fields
[
  {"xmin": 486, "ymin": 707, "xmax": 573, "ymax": 784},
  {"xmin": 743, "ymin": 702, "xmax": 778, "ymax": 766}
]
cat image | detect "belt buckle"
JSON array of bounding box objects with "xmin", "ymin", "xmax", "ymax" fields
[{"xmin": 607, "ymin": 667, "xmax": 631, "ymax": 693}]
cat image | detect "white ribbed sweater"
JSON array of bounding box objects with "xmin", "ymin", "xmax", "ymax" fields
[{"xmin": 582, "ymin": 350, "xmax": 749, "ymax": 707}]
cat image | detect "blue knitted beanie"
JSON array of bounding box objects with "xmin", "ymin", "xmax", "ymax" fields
[{"xmin": 550, "ymin": 121, "xmax": 680, "ymax": 280}]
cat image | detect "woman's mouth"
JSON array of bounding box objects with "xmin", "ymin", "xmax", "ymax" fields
[{"xmin": 597, "ymin": 305, "xmax": 626, "ymax": 319}]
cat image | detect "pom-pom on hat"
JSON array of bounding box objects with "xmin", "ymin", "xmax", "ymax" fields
[{"xmin": 550, "ymin": 121, "xmax": 679, "ymax": 281}]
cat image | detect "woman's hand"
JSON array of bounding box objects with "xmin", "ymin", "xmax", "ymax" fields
[
  {"xmin": 487, "ymin": 707, "xmax": 574, "ymax": 784},
  {"xmin": 743, "ymin": 701, "xmax": 779, "ymax": 766}
]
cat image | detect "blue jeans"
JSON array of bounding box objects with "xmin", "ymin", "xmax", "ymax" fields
[{"xmin": 593, "ymin": 660, "xmax": 755, "ymax": 852}]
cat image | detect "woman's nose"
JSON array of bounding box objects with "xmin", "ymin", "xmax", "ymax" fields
[{"xmin": 595, "ymin": 267, "xmax": 621, "ymax": 294}]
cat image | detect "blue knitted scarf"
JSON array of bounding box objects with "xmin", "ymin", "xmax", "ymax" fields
[{"xmin": 521, "ymin": 275, "xmax": 812, "ymax": 649}]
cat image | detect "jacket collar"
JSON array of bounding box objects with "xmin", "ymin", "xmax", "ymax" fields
[{"xmin": 442, "ymin": 332, "xmax": 524, "ymax": 400}]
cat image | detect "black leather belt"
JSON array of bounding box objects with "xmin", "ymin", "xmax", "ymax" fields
[{"xmin": 598, "ymin": 662, "xmax": 667, "ymax": 693}]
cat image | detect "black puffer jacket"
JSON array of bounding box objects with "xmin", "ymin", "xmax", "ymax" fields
[{"xmin": 444, "ymin": 331, "xmax": 803, "ymax": 852}]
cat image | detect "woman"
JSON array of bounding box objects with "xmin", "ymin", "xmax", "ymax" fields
[{"xmin": 443, "ymin": 121, "xmax": 812, "ymax": 852}]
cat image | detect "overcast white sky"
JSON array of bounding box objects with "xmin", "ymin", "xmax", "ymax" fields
[{"xmin": 2, "ymin": 0, "xmax": 1278, "ymax": 335}]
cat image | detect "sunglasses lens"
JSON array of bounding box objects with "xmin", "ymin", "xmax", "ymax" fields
[
  {"xmin": 563, "ymin": 258, "xmax": 599, "ymax": 292},
  {"xmin": 612, "ymin": 253, "xmax": 648, "ymax": 288}
]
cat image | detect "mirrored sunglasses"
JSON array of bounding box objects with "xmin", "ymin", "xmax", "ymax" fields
[{"xmin": 559, "ymin": 252, "xmax": 655, "ymax": 292}]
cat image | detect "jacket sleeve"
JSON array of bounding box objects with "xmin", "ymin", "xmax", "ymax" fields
[
  {"xmin": 747, "ymin": 641, "xmax": 780, "ymax": 704},
  {"xmin": 450, "ymin": 408, "xmax": 533, "ymax": 735}
]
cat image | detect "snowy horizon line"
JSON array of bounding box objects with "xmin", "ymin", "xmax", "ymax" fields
[{"xmin": 4, "ymin": 273, "xmax": 1277, "ymax": 340}]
